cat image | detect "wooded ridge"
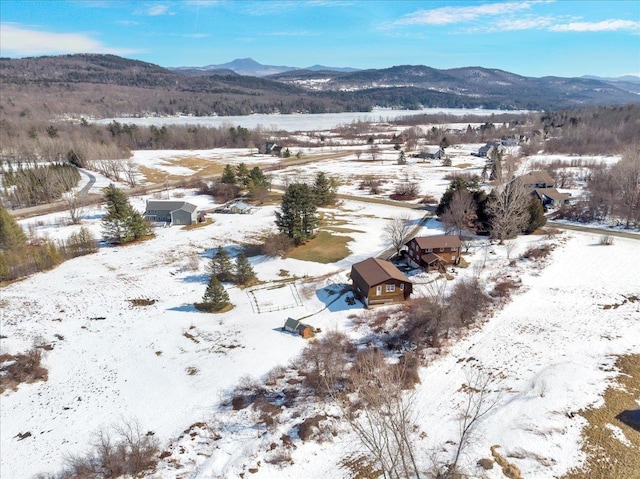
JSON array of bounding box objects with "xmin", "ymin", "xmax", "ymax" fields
[{"xmin": 1, "ymin": 54, "xmax": 638, "ymax": 120}]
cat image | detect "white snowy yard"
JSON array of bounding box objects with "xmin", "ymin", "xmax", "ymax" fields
[{"xmin": 1, "ymin": 145, "xmax": 639, "ymax": 479}]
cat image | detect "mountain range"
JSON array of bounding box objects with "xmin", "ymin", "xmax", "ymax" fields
[{"xmin": 1, "ymin": 54, "xmax": 638, "ymax": 119}]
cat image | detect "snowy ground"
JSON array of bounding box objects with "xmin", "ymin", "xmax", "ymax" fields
[{"xmin": 2, "ymin": 141, "xmax": 638, "ymax": 478}]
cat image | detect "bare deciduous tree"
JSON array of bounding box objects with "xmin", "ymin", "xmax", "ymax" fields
[
  {"xmin": 611, "ymin": 145, "xmax": 640, "ymax": 228},
  {"xmin": 335, "ymin": 349, "xmax": 422, "ymax": 479},
  {"xmin": 383, "ymin": 213, "xmax": 413, "ymax": 257},
  {"xmin": 440, "ymin": 189, "xmax": 477, "ymax": 236},
  {"xmin": 487, "ymin": 179, "xmax": 531, "ymax": 243},
  {"xmin": 63, "ymin": 191, "xmax": 86, "ymax": 224}
]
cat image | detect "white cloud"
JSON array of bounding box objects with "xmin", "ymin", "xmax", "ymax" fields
[
  {"xmin": 393, "ymin": 1, "xmax": 538, "ymax": 26},
  {"xmin": 147, "ymin": 5, "xmax": 170, "ymax": 16},
  {"xmin": 0, "ymin": 24, "xmax": 139, "ymax": 56},
  {"xmin": 550, "ymin": 19, "xmax": 640, "ymax": 33}
]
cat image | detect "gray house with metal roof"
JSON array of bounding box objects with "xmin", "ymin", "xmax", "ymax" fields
[{"xmin": 143, "ymin": 199, "xmax": 198, "ymax": 226}]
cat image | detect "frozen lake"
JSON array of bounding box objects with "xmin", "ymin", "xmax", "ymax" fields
[{"xmin": 94, "ymin": 107, "xmax": 529, "ymax": 132}]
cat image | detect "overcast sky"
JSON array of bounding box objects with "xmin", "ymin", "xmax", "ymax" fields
[{"xmin": 2, "ymin": 0, "xmax": 639, "ymax": 78}]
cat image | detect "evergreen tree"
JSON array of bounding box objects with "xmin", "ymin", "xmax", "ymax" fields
[
  {"xmin": 221, "ymin": 164, "xmax": 237, "ymax": 184},
  {"xmin": 397, "ymin": 151, "xmax": 407, "ymax": 165},
  {"xmin": 275, "ymin": 183, "xmax": 319, "ymax": 245},
  {"xmin": 207, "ymin": 247, "xmax": 234, "ymax": 282},
  {"xmin": 0, "ymin": 205, "xmax": 27, "ymax": 250},
  {"xmin": 101, "ymin": 184, "xmax": 150, "ymax": 244},
  {"xmin": 247, "ymin": 166, "xmax": 269, "ymax": 191},
  {"xmin": 234, "ymin": 252, "xmax": 256, "ymax": 285},
  {"xmin": 312, "ymin": 171, "xmax": 336, "ymax": 206},
  {"xmin": 197, "ymin": 275, "xmax": 230, "ymax": 312},
  {"xmin": 526, "ymin": 196, "xmax": 547, "ymax": 233},
  {"xmin": 236, "ymin": 163, "xmax": 250, "ymax": 185}
]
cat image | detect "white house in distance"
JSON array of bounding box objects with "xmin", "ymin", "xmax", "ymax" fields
[{"xmin": 143, "ymin": 199, "xmax": 198, "ymax": 226}]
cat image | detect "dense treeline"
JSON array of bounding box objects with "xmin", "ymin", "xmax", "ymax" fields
[
  {"xmin": 539, "ymin": 104, "xmax": 640, "ymax": 155},
  {"xmin": 2, "ymin": 163, "xmax": 79, "ymax": 208},
  {"xmin": 0, "ymin": 205, "xmax": 97, "ymax": 282}
]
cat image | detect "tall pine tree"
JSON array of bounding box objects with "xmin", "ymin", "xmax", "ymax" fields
[
  {"xmin": 275, "ymin": 182, "xmax": 319, "ymax": 245},
  {"xmin": 0, "ymin": 205, "xmax": 27, "ymax": 250},
  {"xmin": 196, "ymin": 275, "xmax": 230, "ymax": 312},
  {"xmin": 234, "ymin": 252, "xmax": 256, "ymax": 285},
  {"xmin": 221, "ymin": 164, "xmax": 237, "ymax": 184},
  {"xmin": 207, "ymin": 247, "xmax": 234, "ymax": 282},
  {"xmin": 101, "ymin": 184, "xmax": 150, "ymax": 244},
  {"xmin": 312, "ymin": 171, "xmax": 336, "ymax": 206}
]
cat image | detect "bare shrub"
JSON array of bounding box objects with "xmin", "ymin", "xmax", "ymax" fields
[
  {"xmin": 390, "ymin": 182, "xmax": 419, "ymax": 200},
  {"xmin": 0, "ymin": 347, "xmax": 48, "ymax": 394},
  {"xmin": 298, "ymin": 414, "xmax": 327, "ymax": 442},
  {"xmin": 490, "ymin": 279, "xmax": 521, "ymax": 301},
  {"xmin": 255, "ymin": 399, "xmax": 282, "ymax": 428},
  {"xmin": 522, "ymin": 243, "xmax": 553, "ymax": 260},
  {"xmin": 55, "ymin": 419, "xmax": 159, "ymax": 478},
  {"xmin": 300, "ymin": 331, "xmax": 355, "ymax": 397},
  {"xmin": 401, "ymin": 296, "xmax": 452, "ymax": 348},
  {"xmin": 359, "ymin": 177, "xmax": 384, "ymax": 195},
  {"xmin": 449, "ymin": 277, "xmax": 491, "ymax": 327},
  {"xmin": 600, "ymin": 235, "xmax": 614, "ymax": 245},
  {"xmin": 261, "ymin": 232, "xmax": 295, "ymax": 258},
  {"xmin": 264, "ymin": 448, "xmax": 293, "ymax": 466}
]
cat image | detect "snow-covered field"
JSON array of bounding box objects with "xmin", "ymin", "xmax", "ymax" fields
[
  {"xmin": 1, "ymin": 144, "xmax": 639, "ymax": 479},
  {"xmin": 93, "ymin": 107, "xmax": 531, "ymax": 132}
]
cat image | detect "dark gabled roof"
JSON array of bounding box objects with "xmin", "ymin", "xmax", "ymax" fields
[
  {"xmin": 421, "ymin": 252, "xmax": 443, "ymax": 265},
  {"xmin": 534, "ymin": 188, "xmax": 571, "ymax": 201},
  {"xmin": 520, "ymin": 170, "xmax": 555, "ymax": 186},
  {"xmin": 351, "ymin": 258, "xmax": 410, "ymax": 288},
  {"xmin": 408, "ymin": 235, "xmax": 462, "ymax": 250},
  {"xmin": 145, "ymin": 199, "xmax": 197, "ymax": 214}
]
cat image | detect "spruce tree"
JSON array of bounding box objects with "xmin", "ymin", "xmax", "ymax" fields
[
  {"xmin": 197, "ymin": 275, "xmax": 230, "ymax": 312},
  {"xmin": 247, "ymin": 166, "xmax": 269, "ymax": 190},
  {"xmin": 207, "ymin": 247, "xmax": 234, "ymax": 282},
  {"xmin": 0, "ymin": 205, "xmax": 27, "ymax": 250},
  {"xmin": 312, "ymin": 171, "xmax": 336, "ymax": 206},
  {"xmin": 526, "ymin": 196, "xmax": 547, "ymax": 233},
  {"xmin": 397, "ymin": 151, "xmax": 407, "ymax": 165},
  {"xmin": 221, "ymin": 164, "xmax": 237, "ymax": 184},
  {"xmin": 101, "ymin": 184, "xmax": 150, "ymax": 244},
  {"xmin": 236, "ymin": 163, "xmax": 250, "ymax": 185},
  {"xmin": 234, "ymin": 252, "xmax": 256, "ymax": 285},
  {"xmin": 275, "ymin": 183, "xmax": 319, "ymax": 244}
]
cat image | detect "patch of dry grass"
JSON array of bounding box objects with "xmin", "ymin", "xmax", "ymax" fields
[
  {"xmin": 287, "ymin": 231, "xmax": 352, "ymax": 264},
  {"xmin": 138, "ymin": 165, "xmax": 182, "ymax": 183},
  {"xmin": 181, "ymin": 218, "xmax": 214, "ymax": 230},
  {"xmin": 455, "ymin": 162, "xmax": 474, "ymax": 168},
  {"xmin": 0, "ymin": 348, "xmax": 48, "ymax": 394},
  {"xmin": 562, "ymin": 354, "xmax": 640, "ymax": 479}
]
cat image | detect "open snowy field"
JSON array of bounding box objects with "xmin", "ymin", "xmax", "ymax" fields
[{"xmin": 2, "ymin": 141, "xmax": 638, "ymax": 478}]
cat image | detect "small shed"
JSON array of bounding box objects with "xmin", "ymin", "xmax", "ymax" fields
[
  {"xmin": 283, "ymin": 318, "xmax": 314, "ymax": 338},
  {"xmin": 229, "ymin": 201, "xmax": 252, "ymax": 214}
]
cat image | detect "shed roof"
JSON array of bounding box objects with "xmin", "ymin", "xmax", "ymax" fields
[
  {"xmin": 351, "ymin": 257, "xmax": 410, "ymax": 288},
  {"xmin": 409, "ymin": 235, "xmax": 462, "ymax": 250}
]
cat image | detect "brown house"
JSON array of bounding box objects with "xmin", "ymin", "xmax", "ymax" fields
[
  {"xmin": 351, "ymin": 258, "xmax": 412, "ymax": 308},
  {"xmin": 405, "ymin": 235, "xmax": 462, "ymax": 270}
]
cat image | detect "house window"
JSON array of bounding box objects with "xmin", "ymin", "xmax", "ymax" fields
[
  {"xmin": 399, "ymin": 283, "xmax": 404, "ymax": 290},
  {"xmin": 452, "ymin": 246, "xmax": 458, "ymax": 251},
  {"xmin": 386, "ymin": 284, "xmax": 395, "ymax": 293},
  {"xmin": 440, "ymin": 248, "xmax": 445, "ymax": 252},
  {"xmin": 426, "ymin": 248, "xmax": 432, "ymax": 253},
  {"xmin": 376, "ymin": 286, "xmax": 382, "ymax": 296}
]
